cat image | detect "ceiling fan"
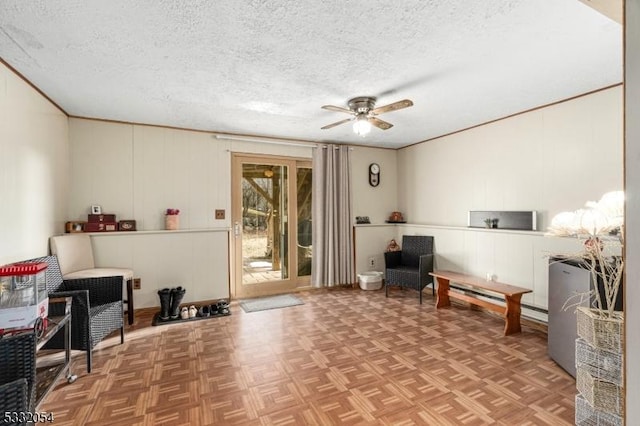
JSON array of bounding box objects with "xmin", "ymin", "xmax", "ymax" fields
[{"xmin": 321, "ymin": 96, "xmax": 414, "ymax": 137}]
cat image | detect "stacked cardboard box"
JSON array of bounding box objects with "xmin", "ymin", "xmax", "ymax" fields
[{"xmin": 84, "ymin": 214, "xmax": 117, "ymax": 232}]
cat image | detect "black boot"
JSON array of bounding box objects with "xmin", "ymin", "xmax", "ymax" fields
[
  {"xmin": 157, "ymin": 288, "xmax": 171, "ymax": 320},
  {"xmin": 169, "ymin": 286, "xmax": 186, "ymax": 319}
]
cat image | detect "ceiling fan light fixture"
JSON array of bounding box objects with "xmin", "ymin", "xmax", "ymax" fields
[
  {"xmin": 353, "ymin": 114, "xmax": 372, "ymax": 137},
  {"xmin": 321, "ymin": 96, "xmax": 412, "ymax": 134}
]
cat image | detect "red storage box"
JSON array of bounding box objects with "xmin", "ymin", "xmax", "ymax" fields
[
  {"xmin": 88, "ymin": 214, "xmax": 116, "ymax": 223},
  {"xmin": 85, "ymin": 222, "xmax": 118, "ymax": 232}
]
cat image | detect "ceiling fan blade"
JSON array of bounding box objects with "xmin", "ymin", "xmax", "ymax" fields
[
  {"xmin": 369, "ymin": 117, "xmax": 393, "ymax": 130},
  {"xmin": 321, "ymin": 117, "xmax": 353, "ymax": 130},
  {"xmin": 321, "ymin": 105, "xmax": 355, "ymax": 114},
  {"xmin": 371, "ymin": 99, "xmax": 414, "ymax": 115}
]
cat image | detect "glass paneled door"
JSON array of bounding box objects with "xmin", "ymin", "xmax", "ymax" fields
[{"xmin": 231, "ymin": 155, "xmax": 311, "ymax": 298}]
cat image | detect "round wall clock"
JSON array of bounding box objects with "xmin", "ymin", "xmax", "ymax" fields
[{"xmin": 369, "ymin": 163, "xmax": 380, "ymax": 187}]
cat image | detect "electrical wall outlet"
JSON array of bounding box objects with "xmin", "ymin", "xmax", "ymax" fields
[
  {"xmin": 368, "ymin": 257, "xmax": 375, "ymax": 267},
  {"xmin": 215, "ymin": 209, "xmax": 225, "ymax": 219},
  {"xmin": 133, "ymin": 278, "xmax": 141, "ymax": 290}
]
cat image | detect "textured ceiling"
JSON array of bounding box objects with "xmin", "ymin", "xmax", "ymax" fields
[{"xmin": 0, "ymin": 0, "xmax": 622, "ymax": 148}]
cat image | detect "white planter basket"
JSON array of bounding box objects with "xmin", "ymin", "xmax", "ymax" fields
[
  {"xmin": 576, "ymin": 368, "xmax": 623, "ymax": 416},
  {"xmin": 575, "ymin": 338, "xmax": 623, "ymax": 386},
  {"xmin": 575, "ymin": 394, "xmax": 622, "ymax": 426},
  {"xmin": 576, "ymin": 307, "xmax": 623, "ymax": 353}
]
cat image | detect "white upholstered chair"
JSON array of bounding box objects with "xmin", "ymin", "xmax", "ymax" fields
[{"xmin": 50, "ymin": 234, "xmax": 135, "ymax": 324}]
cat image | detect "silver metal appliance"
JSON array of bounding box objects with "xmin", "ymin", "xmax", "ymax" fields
[
  {"xmin": 548, "ymin": 259, "xmax": 590, "ymax": 377},
  {"xmin": 547, "ymin": 258, "xmax": 623, "ymax": 377}
]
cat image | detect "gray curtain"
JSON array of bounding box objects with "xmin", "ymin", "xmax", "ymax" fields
[{"xmin": 311, "ymin": 145, "xmax": 354, "ymax": 287}]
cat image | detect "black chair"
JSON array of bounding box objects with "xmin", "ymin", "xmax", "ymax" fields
[
  {"xmin": 384, "ymin": 235, "xmax": 435, "ymax": 304},
  {"xmin": 28, "ymin": 255, "xmax": 124, "ymax": 373},
  {"xmin": 0, "ymin": 332, "xmax": 37, "ymax": 413},
  {"xmin": 0, "ymin": 379, "xmax": 30, "ymax": 421}
]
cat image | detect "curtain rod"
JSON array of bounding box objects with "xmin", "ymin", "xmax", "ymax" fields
[{"xmin": 213, "ymin": 133, "xmax": 318, "ymax": 148}]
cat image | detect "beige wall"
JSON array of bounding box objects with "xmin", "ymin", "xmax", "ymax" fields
[
  {"xmin": 69, "ymin": 118, "xmax": 316, "ymax": 230},
  {"xmin": 69, "ymin": 118, "xmax": 233, "ymax": 229},
  {"xmin": 67, "ymin": 118, "xmax": 317, "ymax": 307},
  {"xmin": 350, "ymin": 146, "xmax": 399, "ymax": 277},
  {"xmin": 353, "ymin": 87, "xmax": 623, "ymax": 316},
  {"xmin": 397, "ymin": 86, "xmax": 623, "ymax": 230},
  {"xmin": 63, "ymin": 117, "xmax": 400, "ymax": 307},
  {"xmin": 0, "ymin": 62, "xmax": 69, "ymax": 264},
  {"xmin": 68, "ymin": 119, "xmax": 236, "ymax": 307},
  {"xmin": 625, "ymin": 0, "xmax": 640, "ymax": 417},
  {"xmin": 350, "ymin": 146, "xmax": 398, "ymax": 224},
  {"xmin": 0, "ymin": 54, "xmax": 623, "ymax": 312},
  {"xmin": 66, "ymin": 118, "xmax": 400, "ymax": 306}
]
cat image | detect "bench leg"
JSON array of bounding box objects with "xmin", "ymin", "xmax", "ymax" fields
[
  {"xmin": 504, "ymin": 294, "xmax": 524, "ymax": 335},
  {"xmin": 126, "ymin": 279, "xmax": 135, "ymax": 325},
  {"xmin": 435, "ymin": 277, "xmax": 451, "ymax": 308}
]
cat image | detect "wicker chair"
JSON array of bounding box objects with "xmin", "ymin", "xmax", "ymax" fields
[
  {"xmin": 384, "ymin": 235, "xmax": 435, "ymax": 304},
  {"xmin": 27, "ymin": 255, "xmax": 124, "ymax": 373},
  {"xmin": 50, "ymin": 234, "xmax": 135, "ymax": 325},
  {"xmin": 0, "ymin": 332, "xmax": 37, "ymax": 412},
  {"xmin": 0, "ymin": 379, "xmax": 30, "ymax": 421}
]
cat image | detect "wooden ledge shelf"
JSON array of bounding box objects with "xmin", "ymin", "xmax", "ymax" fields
[{"xmin": 84, "ymin": 227, "xmax": 231, "ymax": 236}]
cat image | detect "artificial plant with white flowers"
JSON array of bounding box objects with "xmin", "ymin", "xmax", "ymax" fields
[{"xmin": 546, "ymin": 191, "xmax": 624, "ymax": 317}]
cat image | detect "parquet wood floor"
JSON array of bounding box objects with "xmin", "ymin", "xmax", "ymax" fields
[{"xmin": 38, "ymin": 288, "xmax": 576, "ymax": 425}]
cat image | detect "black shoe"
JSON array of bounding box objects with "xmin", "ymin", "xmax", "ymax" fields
[
  {"xmin": 169, "ymin": 286, "xmax": 186, "ymax": 319},
  {"xmin": 157, "ymin": 288, "xmax": 171, "ymax": 320},
  {"xmin": 199, "ymin": 305, "xmax": 210, "ymax": 317},
  {"xmin": 210, "ymin": 304, "xmax": 219, "ymax": 315},
  {"xmin": 217, "ymin": 299, "xmax": 229, "ymax": 310}
]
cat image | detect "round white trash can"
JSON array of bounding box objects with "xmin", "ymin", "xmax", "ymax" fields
[{"xmin": 357, "ymin": 271, "xmax": 383, "ymax": 290}]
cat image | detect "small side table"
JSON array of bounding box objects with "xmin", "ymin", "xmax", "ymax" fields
[{"xmin": 35, "ymin": 297, "xmax": 77, "ymax": 408}]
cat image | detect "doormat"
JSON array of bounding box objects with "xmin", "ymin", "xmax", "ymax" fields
[
  {"xmin": 152, "ymin": 310, "xmax": 230, "ymax": 326},
  {"xmin": 239, "ymin": 294, "xmax": 304, "ymax": 313}
]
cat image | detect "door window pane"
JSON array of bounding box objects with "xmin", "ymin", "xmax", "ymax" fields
[
  {"xmin": 297, "ymin": 166, "xmax": 312, "ymax": 277},
  {"xmin": 241, "ymin": 163, "xmax": 289, "ymax": 284}
]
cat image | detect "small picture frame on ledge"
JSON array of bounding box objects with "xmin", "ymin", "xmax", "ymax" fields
[
  {"xmin": 65, "ymin": 221, "xmax": 86, "ymax": 233},
  {"xmin": 118, "ymin": 220, "xmax": 137, "ymax": 231},
  {"xmin": 91, "ymin": 205, "xmax": 102, "ymax": 215}
]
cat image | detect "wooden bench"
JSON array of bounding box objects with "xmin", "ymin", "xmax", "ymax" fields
[{"xmin": 429, "ymin": 270, "xmax": 532, "ymax": 336}]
